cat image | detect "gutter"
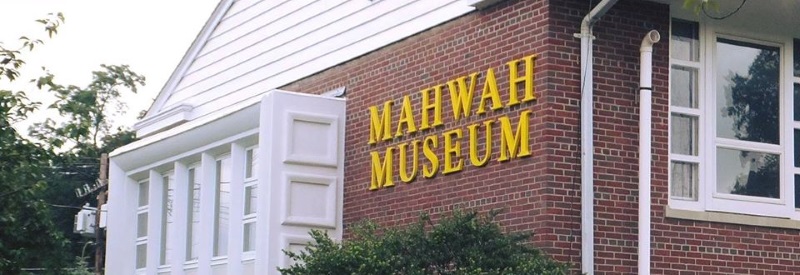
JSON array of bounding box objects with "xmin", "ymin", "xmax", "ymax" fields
[{"xmin": 575, "ymin": 0, "xmax": 618, "ymax": 274}]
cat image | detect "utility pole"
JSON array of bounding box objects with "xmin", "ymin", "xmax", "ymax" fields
[{"xmin": 95, "ymin": 153, "xmax": 108, "ymax": 275}]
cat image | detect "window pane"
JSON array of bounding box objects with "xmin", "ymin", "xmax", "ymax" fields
[
  {"xmin": 244, "ymin": 185, "xmax": 257, "ymax": 215},
  {"xmin": 214, "ymin": 157, "xmax": 231, "ymax": 257},
  {"xmin": 716, "ymin": 148, "xmax": 780, "ymax": 199},
  {"xmin": 671, "ymin": 114, "xmax": 698, "ymax": 155},
  {"xmin": 136, "ymin": 243, "xmax": 147, "ymax": 269},
  {"xmin": 161, "ymin": 174, "xmax": 174, "ymax": 266},
  {"xmin": 794, "ymin": 83, "xmax": 800, "ymax": 121},
  {"xmin": 186, "ymin": 168, "xmax": 200, "ymax": 261},
  {"xmin": 137, "ymin": 213, "xmax": 148, "ymax": 238},
  {"xmin": 794, "ymin": 39, "xmax": 800, "ymax": 77},
  {"xmin": 671, "ymin": 19, "xmax": 699, "ymax": 61},
  {"xmin": 671, "ymin": 66, "xmax": 699, "ymax": 108},
  {"xmin": 796, "ymin": 129, "xmax": 800, "ymax": 168},
  {"xmin": 243, "ymin": 222, "xmax": 256, "ymax": 252},
  {"xmin": 716, "ymin": 38, "xmax": 780, "ymax": 144},
  {"xmin": 246, "ymin": 149, "xmax": 258, "ymax": 179},
  {"xmin": 138, "ymin": 181, "xmax": 149, "ymax": 207},
  {"xmin": 671, "ymin": 161, "xmax": 698, "ymax": 200},
  {"xmin": 796, "ymin": 174, "xmax": 800, "ymax": 209}
]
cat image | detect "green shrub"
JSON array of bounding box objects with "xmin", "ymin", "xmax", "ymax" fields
[{"xmin": 280, "ymin": 210, "xmax": 568, "ymax": 275}]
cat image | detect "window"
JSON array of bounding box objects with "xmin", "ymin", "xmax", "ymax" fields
[
  {"xmin": 670, "ymin": 19, "xmax": 700, "ymax": 201},
  {"xmin": 136, "ymin": 180, "xmax": 149, "ymax": 270},
  {"xmin": 160, "ymin": 172, "xmax": 174, "ymax": 266},
  {"xmin": 243, "ymin": 147, "xmax": 258, "ymax": 254},
  {"xmin": 669, "ymin": 18, "xmax": 798, "ymax": 218},
  {"xmin": 213, "ymin": 156, "xmax": 231, "ymax": 257},
  {"xmin": 185, "ymin": 166, "xmax": 200, "ymax": 262}
]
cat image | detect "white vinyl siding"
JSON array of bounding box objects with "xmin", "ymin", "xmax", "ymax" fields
[{"xmin": 153, "ymin": 0, "xmax": 472, "ymax": 128}]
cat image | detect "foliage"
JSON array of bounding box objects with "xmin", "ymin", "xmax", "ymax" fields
[
  {"xmin": 280, "ymin": 210, "xmax": 568, "ymax": 275},
  {"xmin": 64, "ymin": 256, "xmax": 94, "ymax": 275},
  {"xmin": 1, "ymin": 13, "xmax": 143, "ymax": 273},
  {"xmin": 0, "ymin": 13, "xmax": 70, "ymax": 274},
  {"xmin": 25, "ymin": 45, "xmax": 143, "ymax": 268},
  {"xmin": 30, "ymin": 64, "xmax": 144, "ymax": 153},
  {"xmin": 683, "ymin": 0, "xmax": 719, "ymax": 15}
]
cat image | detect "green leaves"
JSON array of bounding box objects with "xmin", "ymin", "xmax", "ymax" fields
[
  {"xmin": 30, "ymin": 64, "xmax": 144, "ymax": 153},
  {"xmin": 1, "ymin": 12, "xmax": 140, "ymax": 273},
  {"xmin": 280, "ymin": 210, "xmax": 568, "ymax": 275},
  {"xmin": 35, "ymin": 12, "xmax": 64, "ymax": 38},
  {"xmin": 683, "ymin": 0, "xmax": 720, "ymax": 15}
]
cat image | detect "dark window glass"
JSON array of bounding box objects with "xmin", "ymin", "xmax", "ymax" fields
[
  {"xmin": 796, "ymin": 129, "xmax": 800, "ymax": 168},
  {"xmin": 671, "ymin": 19, "xmax": 700, "ymax": 61},
  {"xmin": 795, "ymin": 83, "xmax": 800, "ymax": 122},
  {"xmin": 796, "ymin": 175, "xmax": 800, "ymax": 208},
  {"xmin": 794, "ymin": 39, "xmax": 800, "ymax": 77},
  {"xmin": 716, "ymin": 38, "xmax": 780, "ymax": 145},
  {"xmin": 717, "ymin": 148, "xmax": 780, "ymax": 199}
]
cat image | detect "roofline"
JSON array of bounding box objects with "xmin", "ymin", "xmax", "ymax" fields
[{"xmin": 143, "ymin": 0, "xmax": 234, "ymax": 118}]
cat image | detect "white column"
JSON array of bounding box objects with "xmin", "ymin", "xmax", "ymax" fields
[
  {"xmin": 171, "ymin": 162, "xmax": 189, "ymax": 275},
  {"xmin": 146, "ymin": 170, "xmax": 164, "ymax": 275},
  {"xmin": 198, "ymin": 153, "xmax": 216, "ymax": 275},
  {"xmin": 105, "ymin": 160, "xmax": 136, "ymax": 275},
  {"xmin": 227, "ymin": 143, "xmax": 246, "ymax": 274}
]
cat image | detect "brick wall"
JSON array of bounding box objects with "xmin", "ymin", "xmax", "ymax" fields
[{"xmin": 282, "ymin": 0, "xmax": 800, "ymax": 274}]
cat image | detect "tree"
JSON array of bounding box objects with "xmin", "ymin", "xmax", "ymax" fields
[
  {"xmin": 280, "ymin": 210, "xmax": 568, "ymax": 275},
  {"xmin": 0, "ymin": 13, "xmax": 70, "ymax": 273},
  {"xmin": 30, "ymin": 64, "xmax": 144, "ymax": 154},
  {"xmin": 29, "ymin": 65, "xmax": 144, "ymax": 268},
  {"xmin": 1, "ymin": 13, "xmax": 144, "ymax": 273}
]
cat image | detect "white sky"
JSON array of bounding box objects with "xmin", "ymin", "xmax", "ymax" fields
[{"xmin": 1, "ymin": 0, "xmax": 219, "ymax": 131}]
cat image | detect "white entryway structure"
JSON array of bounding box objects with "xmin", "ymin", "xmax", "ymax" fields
[
  {"xmin": 106, "ymin": 0, "xmax": 485, "ymax": 273},
  {"xmin": 107, "ymin": 91, "xmax": 345, "ymax": 275}
]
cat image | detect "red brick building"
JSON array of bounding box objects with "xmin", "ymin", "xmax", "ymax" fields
[{"xmin": 109, "ymin": 0, "xmax": 800, "ymax": 274}]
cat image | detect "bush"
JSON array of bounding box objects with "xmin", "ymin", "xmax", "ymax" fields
[{"xmin": 280, "ymin": 210, "xmax": 568, "ymax": 275}]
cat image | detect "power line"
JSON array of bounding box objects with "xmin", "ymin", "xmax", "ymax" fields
[{"xmin": 703, "ymin": 0, "xmax": 747, "ymax": 20}]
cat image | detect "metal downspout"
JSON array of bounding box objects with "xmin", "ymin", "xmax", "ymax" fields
[
  {"xmin": 577, "ymin": 0, "xmax": 618, "ymax": 274},
  {"xmin": 639, "ymin": 30, "xmax": 661, "ymax": 275}
]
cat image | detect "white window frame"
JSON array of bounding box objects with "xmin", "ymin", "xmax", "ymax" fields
[
  {"xmin": 135, "ymin": 180, "xmax": 149, "ymax": 271},
  {"xmin": 242, "ymin": 146, "xmax": 258, "ymax": 260},
  {"xmin": 159, "ymin": 171, "xmax": 175, "ymax": 270},
  {"xmin": 184, "ymin": 164, "xmax": 200, "ymax": 266},
  {"xmin": 669, "ymin": 18, "xmax": 799, "ymax": 220},
  {"xmin": 212, "ymin": 154, "xmax": 232, "ymax": 261}
]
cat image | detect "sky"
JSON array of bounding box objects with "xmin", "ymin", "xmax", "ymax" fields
[{"xmin": 1, "ymin": 0, "xmax": 219, "ymax": 131}]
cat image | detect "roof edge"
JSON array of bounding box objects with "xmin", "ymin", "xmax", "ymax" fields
[{"xmin": 143, "ymin": 0, "xmax": 234, "ymax": 118}]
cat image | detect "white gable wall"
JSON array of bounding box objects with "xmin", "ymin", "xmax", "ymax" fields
[{"xmin": 140, "ymin": 0, "xmax": 474, "ymax": 137}]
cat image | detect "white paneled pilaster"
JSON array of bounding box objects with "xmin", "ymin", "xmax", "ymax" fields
[
  {"xmin": 105, "ymin": 161, "xmax": 136, "ymax": 275},
  {"xmin": 170, "ymin": 162, "xmax": 189, "ymax": 275},
  {"xmin": 255, "ymin": 90, "xmax": 345, "ymax": 274},
  {"xmin": 227, "ymin": 143, "xmax": 246, "ymax": 274}
]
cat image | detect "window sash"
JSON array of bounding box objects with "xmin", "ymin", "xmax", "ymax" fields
[
  {"xmin": 213, "ymin": 155, "xmax": 231, "ymax": 257},
  {"xmin": 669, "ymin": 18, "xmax": 798, "ymax": 218},
  {"xmin": 243, "ymin": 147, "xmax": 258, "ymax": 255},
  {"xmin": 160, "ymin": 172, "xmax": 174, "ymax": 266},
  {"xmin": 185, "ymin": 166, "xmax": 200, "ymax": 262},
  {"xmin": 136, "ymin": 180, "xmax": 149, "ymax": 270}
]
